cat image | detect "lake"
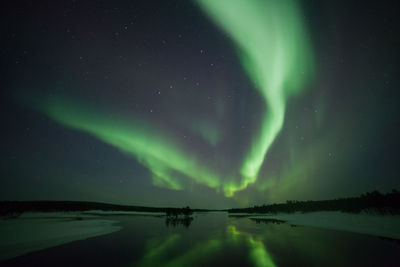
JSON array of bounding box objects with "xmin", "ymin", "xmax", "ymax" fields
[{"xmin": 2, "ymin": 212, "xmax": 399, "ymax": 266}]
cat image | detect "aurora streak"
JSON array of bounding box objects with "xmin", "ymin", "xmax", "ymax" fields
[
  {"xmin": 31, "ymin": 0, "xmax": 314, "ymax": 198},
  {"xmin": 37, "ymin": 97, "xmax": 221, "ymax": 191},
  {"xmin": 197, "ymin": 0, "xmax": 314, "ymax": 195}
]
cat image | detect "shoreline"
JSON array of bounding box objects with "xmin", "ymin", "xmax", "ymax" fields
[{"xmin": 247, "ymin": 211, "xmax": 400, "ymax": 239}]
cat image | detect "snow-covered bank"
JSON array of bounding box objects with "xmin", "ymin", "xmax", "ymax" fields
[
  {"xmin": 249, "ymin": 211, "xmax": 400, "ymax": 239},
  {"xmin": 0, "ymin": 212, "xmax": 122, "ymax": 261}
]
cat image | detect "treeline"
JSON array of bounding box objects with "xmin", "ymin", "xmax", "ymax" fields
[
  {"xmin": 0, "ymin": 201, "xmax": 197, "ymax": 217},
  {"xmin": 229, "ymin": 190, "xmax": 400, "ymax": 215},
  {"xmin": 166, "ymin": 206, "xmax": 193, "ymax": 217}
]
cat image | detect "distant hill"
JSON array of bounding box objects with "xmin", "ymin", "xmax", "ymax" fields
[
  {"xmin": 229, "ymin": 190, "xmax": 400, "ymax": 215},
  {"xmin": 0, "ymin": 201, "xmax": 208, "ymax": 217}
]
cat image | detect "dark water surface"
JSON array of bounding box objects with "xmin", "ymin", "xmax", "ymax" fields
[{"xmin": 3, "ymin": 212, "xmax": 400, "ymax": 266}]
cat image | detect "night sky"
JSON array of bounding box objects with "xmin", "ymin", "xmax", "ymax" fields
[{"xmin": 1, "ymin": 0, "xmax": 399, "ymax": 208}]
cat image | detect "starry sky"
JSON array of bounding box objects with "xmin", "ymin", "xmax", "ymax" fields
[{"xmin": 1, "ymin": 0, "xmax": 399, "ymax": 208}]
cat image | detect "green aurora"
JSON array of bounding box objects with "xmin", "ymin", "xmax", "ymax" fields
[
  {"xmin": 30, "ymin": 0, "xmax": 314, "ymax": 198},
  {"xmin": 37, "ymin": 97, "xmax": 221, "ymax": 192},
  {"xmin": 196, "ymin": 0, "xmax": 314, "ymax": 195}
]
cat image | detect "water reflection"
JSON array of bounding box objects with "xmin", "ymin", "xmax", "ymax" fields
[
  {"xmin": 138, "ymin": 217, "xmax": 276, "ymax": 267},
  {"xmin": 165, "ymin": 216, "xmax": 193, "ymax": 228},
  {"xmin": 133, "ymin": 213, "xmax": 400, "ymax": 266},
  {"xmin": 137, "ymin": 233, "xmax": 222, "ymax": 267},
  {"xmin": 3, "ymin": 213, "xmax": 400, "ymax": 266},
  {"xmin": 226, "ymin": 225, "xmax": 276, "ymax": 267},
  {"xmin": 250, "ymin": 218, "xmax": 286, "ymax": 225}
]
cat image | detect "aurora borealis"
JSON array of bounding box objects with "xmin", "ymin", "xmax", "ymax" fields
[
  {"xmin": 37, "ymin": 96, "xmax": 221, "ymax": 191},
  {"xmin": 197, "ymin": 0, "xmax": 314, "ymax": 195},
  {"xmin": 29, "ymin": 0, "xmax": 314, "ymax": 198},
  {"xmin": 2, "ymin": 0, "xmax": 399, "ymax": 208}
]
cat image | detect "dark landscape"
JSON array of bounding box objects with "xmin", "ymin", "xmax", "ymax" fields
[{"xmin": 1, "ymin": 0, "xmax": 399, "ymax": 266}]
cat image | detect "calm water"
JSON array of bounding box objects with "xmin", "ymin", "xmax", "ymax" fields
[{"xmin": 3, "ymin": 212, "xmax": 400, "ymax": 267}]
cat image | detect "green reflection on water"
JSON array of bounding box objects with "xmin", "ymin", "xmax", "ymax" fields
[
  {"xmin": 227, "ymin": 225, "xmax": 276, "ymax": 267},
  {"xmin": 165, "ymin": 239, "xmax": 222, "ymax": 267},
  {"xmin": 137, "ymin": 223, "xmax": 275, "ymax": 267},
  {"xmin": 137, "ymin": 234, "xmax": 181, "ymax": 266},
  {"xmin": 137, "ymin": 234, "xmax": 222, "ymax": 267}
]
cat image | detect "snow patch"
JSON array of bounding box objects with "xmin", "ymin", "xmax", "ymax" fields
[
  {"xmin": 249, "ymin": 211, "xmax": 400, "ymax": 239},
  {"xmin": 0, "ymin": 213, "xmax": 121, "ymax": 261}
]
